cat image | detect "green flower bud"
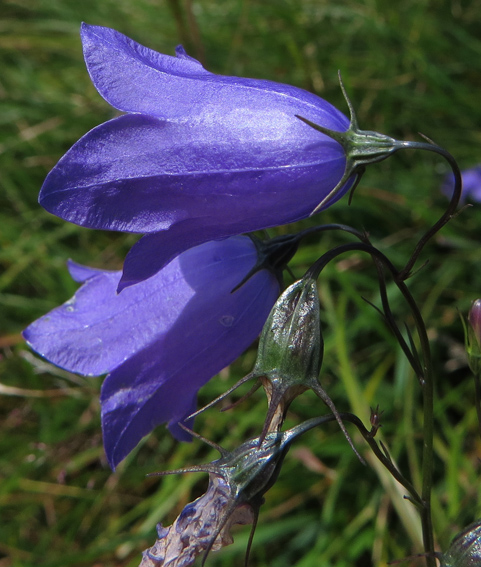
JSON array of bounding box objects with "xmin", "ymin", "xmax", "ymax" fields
[
  {"xmin": 467, "ymin": 299, "xmax": 481, "ymax": 374},
  {"xmin": 254, "ymin": 277, "xmax": 322, "ymax": 401},
  {"xmin": 253, "ymin": 277, "xmax": 360, "ymax": 460},
  {"xmin": 192, "ymin": 277, "xmax": 361, "ymax": 461},
  {"xmin": 440, "ymin": 519, "xmax": 481, "ymax": 567}
]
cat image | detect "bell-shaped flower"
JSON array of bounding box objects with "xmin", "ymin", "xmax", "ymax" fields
[
  {"xmin": 38, "ymin": 25, "xmax": 460, "ymax": 288},
  {"xmin": 23, "ymin": 236, "xmax": 281, "ymax": 469},
  {"xmin": 39, "ymin": 23, "xmax": 358, "ymax": 289}
]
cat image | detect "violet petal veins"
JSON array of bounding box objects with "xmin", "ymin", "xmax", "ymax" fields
[
  {"xmin": 23, "ymin": 236, "xmax": 279, "ymax": 468},
  {"xmin": 39, "ymin": 24, "xmax": 354, "ymax": 285}
]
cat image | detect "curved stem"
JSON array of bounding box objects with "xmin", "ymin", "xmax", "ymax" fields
[
  {"xmin": 289, "ymin": 222, "xmax": 368, "ymax": 241},
  {"xmin": 392, "ymin": 141, "xmax": 462, "ymax": 281},
  {"xmin": 304, "ymin": 229, "xmax": 424, "ymax": 379},
  {"xmin": 307, "ymin": 241, "xmax": 436, "ymax": 566},
  {"xmin": 369, "ymin": 252, "xmax": 425, "ymax": 381},
  {"xmin": 236, "ymin": 223, "xmax": 369, "ymax": 292},
  {"xmin": 287, "ymin": 410, "xmax": 423, "ymax": 513}
]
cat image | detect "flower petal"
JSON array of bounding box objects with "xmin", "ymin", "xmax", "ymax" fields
[
  {"xmin": 40, "ymin": 26, "xmax": 353, "ymax": 237},
  {"xmin": 67, "ymin": 259, "xmax": 112, "ymax": 283},
  {"xmin": 24, "ymin": 269, "xmax": 127, "ymax": 375},
  {"xmin": 39, "ymin": 115, "xmax": 183, "ymax": 232},
  {"xmin": 39, "ymin": 111, "xmax": 351, "ymax": 239},
  {"xmin": 100, "ymin": 260, "xmax": 279, "ymax": 468},
  {"xmin": 23, "ymin": 236, "xmax": 280, "ymax": 468},
  {"xmin": 24, "ymin": 236, "xmax": 274, "ymax": 377},
  {"xmin": 81, "ymin": 23, "xmax": 348, "ymax": 130},
  {"xmin": 81, "ymin": 24, "xmax": 210, "ymax": 118},
  {"xmin": 118, "ymin": 161, "xmax": 353, "ymax": 287},
  {"xmin": 118, "ymin": 229, "xmax": 214, "ymax": 291}
]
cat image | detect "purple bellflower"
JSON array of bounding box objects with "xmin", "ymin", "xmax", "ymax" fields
[
  {"xmin": 39, "ymin": 23, "xmax": 357, "ymax": 290},
  {"xmin": 442, "ymin": 165, "xmax": 481, "ymax": 204},
  {"xmin": 23, "ymin": 236, "xmax": 281, "ymax": 469}
]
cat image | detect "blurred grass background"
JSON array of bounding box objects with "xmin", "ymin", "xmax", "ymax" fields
[{"xmin": 1, "ymin": 0, "xmax": 481, "ymax": 565}]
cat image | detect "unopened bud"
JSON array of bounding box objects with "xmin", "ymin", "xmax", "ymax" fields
[
  {"xmin": 191, "ymin": 277, "xmax": 361, "ymax": 460},
  {"xmin": 440, "ymin": 518, "xmax": 481, "ymax": 567},
  {"xmin": 467, "ymin": 299, "xmax": 481, "ymax": 374},
  {"xmin": 255, "ymin": 277, "xmax": 322, "ymax": 388}
]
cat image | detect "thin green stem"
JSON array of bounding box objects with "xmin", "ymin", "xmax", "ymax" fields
[
  {"xmin": 475, "ymin": 372, "xmax": 481, "ymax": 438},
  {"xmin": 338, "ymin": 412, "xmax": 422, "ymax": 508},
  {"xmin": 308, "ymin": 242, "xmax": 436, "ymax": 566}
]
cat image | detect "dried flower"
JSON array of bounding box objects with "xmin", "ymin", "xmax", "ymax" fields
[
  {"xmin": 140, "ymin": 475, "xmax": 254, "ymax": 567},
  {"xmin": 141, "ymin": 416, "xmax": 333, "ymax": 567}
]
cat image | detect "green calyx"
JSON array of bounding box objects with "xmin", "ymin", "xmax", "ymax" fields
[
  {"xmin": 296, "ymin": 73, "xmax": 410, "ymax": 214},
  {"xmin": 151, "ymin": 417, "xmax": 335, "ymax": 504}
]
